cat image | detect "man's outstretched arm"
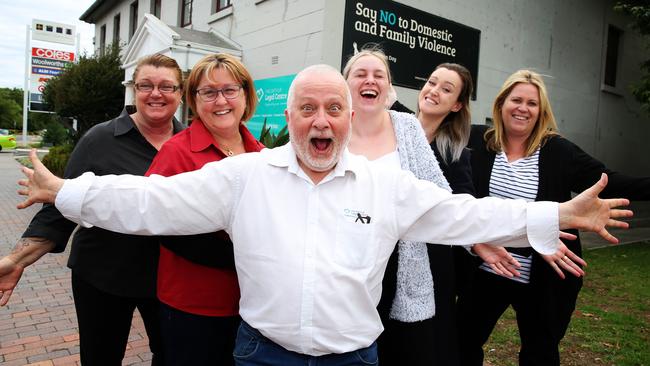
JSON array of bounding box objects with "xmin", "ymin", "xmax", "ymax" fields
[
  {"xmin": 397, "ymin": 171, "xmax": 632, "ymax": 253},
  {"xmin": 19, "ymin": 149, "xmax": 633, "ymax": 246},
  {"xmin": 18, "ymin": 149, "xmax": 236, "ymax": 236}
]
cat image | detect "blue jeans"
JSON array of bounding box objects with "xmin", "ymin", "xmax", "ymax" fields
[{"xmin": 233, "ymin": 321, "xmax": 378, "ymax": 366}]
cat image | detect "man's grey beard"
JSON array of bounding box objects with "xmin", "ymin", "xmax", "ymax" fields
[{"xmin": 290, "ymin": 123, "xmax": 351, "ymax": 173}]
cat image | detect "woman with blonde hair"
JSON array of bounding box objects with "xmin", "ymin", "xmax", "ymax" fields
[
  {"xmin": 146, "ymin": 53, "xmax": 264, "ymax": 365},
  {"xmin": 458, "ymin": 69, "xmax": 650, "ymax": 365},
  {"xmin": 343, "ymin": 45, "xmax": 454, "ymax": 365}
]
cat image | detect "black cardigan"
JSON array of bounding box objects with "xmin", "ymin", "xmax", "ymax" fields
[{"xmin": 468, "ymin": 124, "xmax": 650, "ymax": 261}]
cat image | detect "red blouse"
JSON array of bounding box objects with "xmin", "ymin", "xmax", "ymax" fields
[{"xmin": 146, "ymin": 119, "xmax": 265, "ymax": 316}]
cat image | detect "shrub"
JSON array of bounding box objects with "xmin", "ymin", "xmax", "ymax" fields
[
  {"xmin": 43, "ymin": 43, "xmax": 123, "ymax": 143},
  {"xmin": 42, "ymin": 120, "xmax": 70, "ymax": 146},
  {"xmin": 41, "ymin": 144, "xmax": 73, "ymax": 177}
]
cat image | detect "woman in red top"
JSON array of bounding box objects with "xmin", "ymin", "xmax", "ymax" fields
[{"xmin": 146, "ymin": 53, "xmax": 264, "ymax": 366}]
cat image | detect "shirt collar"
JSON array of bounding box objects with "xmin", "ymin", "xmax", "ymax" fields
[
  {"xmin": 113, "ymin": 106, "xmax": 138, "ymax": 137},
  {"xmin": 113, "ymin": 106, "xmax": 184, "ymax": 137},
  {"xmin": 189, "ymin": 118, "xmax": 217, "ymax": 152},
  {"xmin": 267, "ymin": 143, "xmax": 359, "ymax": 182},
  {"xmin": 189, "ymin": 119, "xmax": 265, "ymax": 154}
]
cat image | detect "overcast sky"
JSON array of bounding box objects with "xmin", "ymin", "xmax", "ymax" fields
[{"xmin": 0, "ymin": 0, "xmax": 96, "ymax": 88}]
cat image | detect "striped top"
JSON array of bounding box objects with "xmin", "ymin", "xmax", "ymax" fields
[{"xmin": 479, "ymin": 148, "xmax": 540, "ymax": 284}]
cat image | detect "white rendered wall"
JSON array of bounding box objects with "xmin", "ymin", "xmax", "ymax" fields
[
  {"xmin": 84, "ymin": 0, "xmax": 650, "ymax": 174},
  {"xmin": 189, "ymin": 0, "xmax": 327, "ymax": 80},
  {"xmin": 339, "ymin": 0, "xmax": 650, "ymax": 174}
]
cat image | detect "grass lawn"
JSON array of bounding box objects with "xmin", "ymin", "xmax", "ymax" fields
[{"xmin": 483, "ymin": 241, "xmax": 650, "ymax": 366}]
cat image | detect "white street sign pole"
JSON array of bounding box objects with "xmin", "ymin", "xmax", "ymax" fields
[{"xmin": 22, "ymin": 24, "xmax": 30, "ymax": 146}]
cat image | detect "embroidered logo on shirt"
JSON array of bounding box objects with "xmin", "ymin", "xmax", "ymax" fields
[{"xmin": 343, "ymin": 208, "xmax": 372, "ymax": 224}]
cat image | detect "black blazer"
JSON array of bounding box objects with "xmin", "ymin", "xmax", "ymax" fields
[{"xmin": 432, "ymin": 143, "xmax": 475, "ymax": 196}]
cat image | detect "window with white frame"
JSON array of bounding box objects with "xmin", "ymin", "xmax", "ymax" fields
[
  {"xmin": 181, "ymin": 0, "xmax": 193, "ymax": 27},
  {"xmin": 113, "ymin": 13, "xmax": 121, "ymax": 44},
  {"xmin": 99, "ymin": 24, "xmax": 106, "ymax": 55},
  {"xmin": 152, "ymin": 0, "xmax": 162, "ymax": 18},
  {"xmin": 603, "ymin": 24, "xmax": 623, "ymax": 89},
  {"xmin": 130, "ymin": 1, "xmax": 139, "ymax": 39},
  {"xmin": 215, "ymin": 0, "xmax": 232, "ymax": 12}
]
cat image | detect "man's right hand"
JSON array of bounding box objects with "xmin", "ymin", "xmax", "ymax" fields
[
  {"xmin": 0, "ymin": 237, "xmax": 55, "ymax": 306},
  {"xmin": 17, "ymin": 149, "xmax": 64, "ymax": 209},
  {"xmin": 558, "ymin": 173, "xmax": 632, "ymax": 243}
]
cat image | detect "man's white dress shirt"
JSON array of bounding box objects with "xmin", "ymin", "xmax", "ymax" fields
[{"xmin": 56, "ymin": 143, "xmax": 558, "ymax": 356}]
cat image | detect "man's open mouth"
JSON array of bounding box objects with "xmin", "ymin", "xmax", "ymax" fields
[{"xmin": 311, "ymin": 138, "xmax": 333, "ymax": 152}]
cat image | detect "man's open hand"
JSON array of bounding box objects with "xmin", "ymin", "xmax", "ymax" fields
[{"xmin": 559, "ymin": 173, "xmax": 632, "ymax": 243}]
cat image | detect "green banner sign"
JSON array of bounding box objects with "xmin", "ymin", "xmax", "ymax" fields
[{"xmin": 248, "ymin": 74, "xmax": 296, "ymax": 139}]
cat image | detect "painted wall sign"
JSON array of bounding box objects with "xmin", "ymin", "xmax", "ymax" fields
[{"xmin": 341, "ymin": 0, "xmax": 480, "ymax": 97}]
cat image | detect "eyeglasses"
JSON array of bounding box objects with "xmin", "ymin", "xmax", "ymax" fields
[
  {"xmin": 195, "ymin": 85, "xmax": 242, "ymax": 102},
  {"xmin": 134, "ymin": 83, "xmax": 180, "ymax": 94}
]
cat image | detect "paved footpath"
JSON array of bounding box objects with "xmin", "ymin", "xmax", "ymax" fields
[{"xmin": 0, "ymin": 152, "xmax": 152, "ymax": 366}]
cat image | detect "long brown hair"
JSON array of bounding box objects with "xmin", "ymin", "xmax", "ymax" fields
[{"xmin": 421, "ymin": 63, "xmax": 473, "ymax": 164}]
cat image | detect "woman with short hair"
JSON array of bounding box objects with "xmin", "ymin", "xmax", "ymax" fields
[
  {"xmin": 146, "ymin": 53, "xmax": 264, "ymax": 366},
  {"xmin": 1, "ymin": 53, "xmax": 185, "ymax": 365}
]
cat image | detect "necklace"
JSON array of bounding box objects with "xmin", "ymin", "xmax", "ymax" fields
[{"xmin": 219, "ymin": 136, "xmax": 243, "ymax": 157}]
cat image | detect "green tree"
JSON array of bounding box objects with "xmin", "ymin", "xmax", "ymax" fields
[
  {"xmin": 615, "ymin": 1, "xmax": 650, "ymax": 113},
  {"xmin": 0, "ymin": 87, "xmax": 68, "ymax": 133},
  {"xmin": 0, "ymin": 88, "xmax": 22, "ymax": 130},
  {"xmin": 42, "ymin": 118, "xmax": 72, "ymax": 146},
  {"xmin": 43, "ymin": 43, "xmax": 124, "ymax": 143},
  {"xmin": 28, "ymin": 112, "xmax": 59, "ymax": 132}
]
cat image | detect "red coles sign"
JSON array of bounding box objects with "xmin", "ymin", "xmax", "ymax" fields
[{"xmin": 31, "ymin": 47, "xmax": 75, "ymax": 62}]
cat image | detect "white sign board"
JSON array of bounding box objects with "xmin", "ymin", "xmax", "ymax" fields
[
  {"xmin": 29, "ymin": 46, "xmax": 76, "ymax": 111},
  {"xmin": 32, "ymin": 19, "xmax": 76, "ymax": 46}
]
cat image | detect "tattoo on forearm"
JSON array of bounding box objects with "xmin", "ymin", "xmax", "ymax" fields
[
  {"xmin": 11, "ymin": 238, "xmax": 32, "ymax": 255},
  {"xmin": 11, "ymin": 237, "xmax": 52, "ymax": 257}
]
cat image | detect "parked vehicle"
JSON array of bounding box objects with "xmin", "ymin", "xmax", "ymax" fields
[{"xmin": 0, "ymin": 129, "xmax": 17, "ymax": 151}]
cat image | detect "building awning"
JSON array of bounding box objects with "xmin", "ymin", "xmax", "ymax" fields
[
  {"xmin": 122, "ymin": 14, "xmax": 242, "ymax": 81},
  {"xmin": 120, "ymin": 14, "xmax": 242, "ymax": 117},
  {"xmin": 79, "ymin": 0, "xmax": 110, "ymax": 24}
]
